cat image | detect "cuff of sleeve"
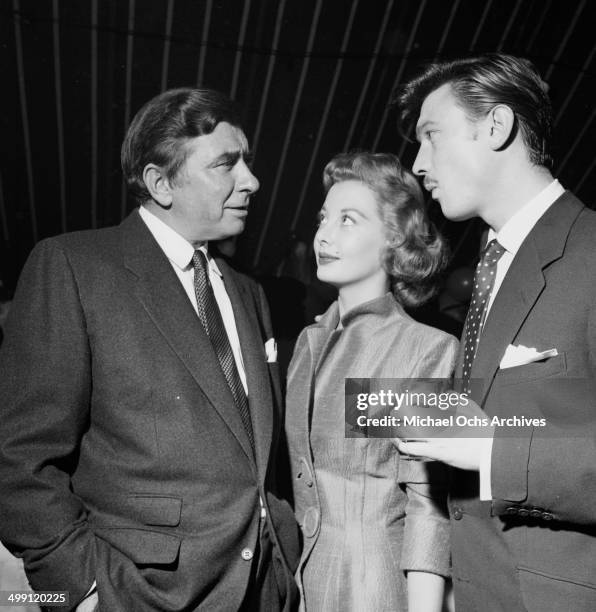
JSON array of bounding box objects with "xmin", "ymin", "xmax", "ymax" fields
[
  {"xmin": 491, "ymin": 431, "xmax": 532, "ymax": 506},
  {"xmin": 22, "ymin": 522, "xmax": 96, "ymax": 609},
  {"xmin": 479, "ymin": 436, "xmax": 494, "ymax": 501},
  {"xmin": 400, "ymin": 515, "xmax": 450, "ymax": 578}
]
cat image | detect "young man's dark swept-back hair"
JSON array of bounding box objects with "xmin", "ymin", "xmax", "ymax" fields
[{"xmin": 397, "ymin": 53, "xmax": 553, "ymax": 168}]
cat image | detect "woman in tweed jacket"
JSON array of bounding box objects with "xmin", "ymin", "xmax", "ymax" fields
[{"xmin": 285, "ymin": 152, "xmax": 458, "ymax": 611}]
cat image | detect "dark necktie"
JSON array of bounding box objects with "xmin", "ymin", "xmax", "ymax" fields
[
  {"xmin": 192, "ymin": 250, "xmax": 255, "ymax": 453},
  {"xmin": 461, "ymin": 239, "xmax": 506, "ymax": 395}
]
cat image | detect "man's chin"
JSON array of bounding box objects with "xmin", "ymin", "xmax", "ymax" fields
[{"xmin": 440, "ymin": 205, "xmax": 476, "ymax": 222}]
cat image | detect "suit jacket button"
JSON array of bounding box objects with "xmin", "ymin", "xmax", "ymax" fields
[
  {"xmin": 241, "ymin": 548, "xmax": 254, "ymax": 561},
  {"xmin": 518, "ymin": 508, "xmax": 529, "ymax": 518},
  {"xmin": 452, "ymin": 507, "xmax": 463, "ymax": 520},
  {"xmin": 505, "ymin": 506, "xmax": 518, "ymax": 515},
  {"xmin": 542, "ymin": 512, "xmax": 554, "ymax": 521},
  {"xmin": 529, "ymin": 509, "xmax": 542, "ymax": 519}
]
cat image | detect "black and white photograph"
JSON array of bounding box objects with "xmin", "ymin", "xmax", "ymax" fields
[{"xmin": 1, "ymin": 1, "xmax": 595, "ymax": 610}]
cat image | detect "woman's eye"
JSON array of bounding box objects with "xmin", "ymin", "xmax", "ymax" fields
[
  {"xmin": 317, "ymin": 213, "xmax": 327, "ymax": 226},
  {"xmin": 341, "ymin": 214, "xmax": 355, "ymax": 225}
]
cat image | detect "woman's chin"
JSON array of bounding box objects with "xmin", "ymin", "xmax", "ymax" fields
[{"xmin": 316, "ymin": 267, "xmax": 341, "ymax": 286}]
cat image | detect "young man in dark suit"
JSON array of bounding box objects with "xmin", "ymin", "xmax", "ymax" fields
[
  {"xmin": 0, "ymin": 88, "xmax": 299, "ymax": 611},
  {"xmin": 397, "ymin": 54, "xmax": 596, "ymax": 611}
]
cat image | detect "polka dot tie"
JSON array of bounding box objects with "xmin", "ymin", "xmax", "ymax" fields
[{"xmin": 461, "ymin": 239, "xmax": 506, "ymax": 395}]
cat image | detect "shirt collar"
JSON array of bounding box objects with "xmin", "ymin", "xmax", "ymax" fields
[
  {"xmin": 487, "ymin": 179, "xmax": 565, "ymax": 255},
  {"xmin": 138, "ymin": 206, "xmax": 223, "ymax": 277}
]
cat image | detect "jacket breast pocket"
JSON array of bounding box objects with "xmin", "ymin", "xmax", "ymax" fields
[{"xmin": 495, "ymin": 352, "xmax": 566, "ymax": 387}]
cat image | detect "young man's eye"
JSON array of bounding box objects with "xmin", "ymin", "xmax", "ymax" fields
[{"xmin": 316, "ymin": 212, "xmax": 327, "ymax": 226}]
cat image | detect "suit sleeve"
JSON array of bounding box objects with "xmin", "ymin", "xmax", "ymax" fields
[
  {"xmin": 399, "ymin": 334, "xmax": 458, "ymax": 576},
  {"xmin": 490, "ymin": 303, "xmax": 596, "ymax": 526},
  {"xmin": 0, "ymin": 240, "xmax": 96, "ymax": 605}
]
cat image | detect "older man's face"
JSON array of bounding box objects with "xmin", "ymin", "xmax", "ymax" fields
[{"xmin": 166, "ymin": 121, "xmax": 259, "ymax": 245}]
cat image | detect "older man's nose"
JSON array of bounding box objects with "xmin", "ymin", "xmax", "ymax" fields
[{"xmin": 238, "ymin": 161, "xmax": 260, "ymax": 193}]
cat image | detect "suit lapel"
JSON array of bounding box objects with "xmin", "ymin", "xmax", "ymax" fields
[
  {"xmin": 470, "ymin": 193, "xmax": 584, "ymax": 406},
  {"xmin": 471, "ymin": 246, "xmax": 544, "ymax": 405},
  {"xmin": 120, "ymin": 212, "xmax": 256, "ymax": 465},
  {"xmin": 217, "ymin": 259, "xmax": 272, "ymax": 476}
]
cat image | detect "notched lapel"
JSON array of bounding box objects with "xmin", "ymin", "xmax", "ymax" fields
[
  {"xmin": 472, "ymin": 247, "xmax": 545, "ymax": 405},
  {"xmin": 471, "ymin": 194, "xmax": 583, "ymax": 406},
  {"xmin": 120, "ymin": 213, "xmax": 256, "ymax": 465}
]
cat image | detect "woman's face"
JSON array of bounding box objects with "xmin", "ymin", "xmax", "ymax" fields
[{"xmin": 314, "ymin": 180, "xmax": 388, "ymax": 290}]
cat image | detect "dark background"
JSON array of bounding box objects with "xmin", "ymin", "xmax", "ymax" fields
[{"xmin": 1, "ymin": 0, "xmax": 595, "ymax": 333}]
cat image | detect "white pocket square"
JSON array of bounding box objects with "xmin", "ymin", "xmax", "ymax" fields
[
  {"xmin": 499, "ymin": 344, "xmax": 558, "ymax": 369},
  {"xmin": 264, "ymin": 338, "xmax": 277, "ymax": 363}
]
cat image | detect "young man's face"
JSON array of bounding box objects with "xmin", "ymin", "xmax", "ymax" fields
[
  {"xmin": 165, "ymin": 121, "xmax": 259, "ymax": 244},
  {"xmin": 412, "ymin": 84, "xmax": 491, "ymax": 222}
]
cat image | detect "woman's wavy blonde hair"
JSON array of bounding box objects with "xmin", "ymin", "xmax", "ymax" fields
[{"xmin": 323, "ymin": 151, "xmax": 449, "ymax": 308}]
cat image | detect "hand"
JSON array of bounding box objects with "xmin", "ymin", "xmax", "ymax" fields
[
  {"xmin": 76, "ymin": 591, "xmax": 98, "ymax": 612},
  {"xmin": 397, "ymin": 432, "xmax": 493, "ymax": 471},
  {"xmin": 396, "ymin": 392, "xmax": 493, "ymax": 470}
]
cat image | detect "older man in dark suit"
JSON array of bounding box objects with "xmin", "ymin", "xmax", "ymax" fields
[
  {"xmin": 397, "ymin": 54, "xmax": 596, "ymax": 611},
  {"xmin": 0, "ymin": 88, "xmax": 299, "ymax": 611}
]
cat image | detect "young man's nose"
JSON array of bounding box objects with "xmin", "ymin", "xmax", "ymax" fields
[{"xmin": 412, "ymin": 146, "xmax": 428, "ymax": 176}]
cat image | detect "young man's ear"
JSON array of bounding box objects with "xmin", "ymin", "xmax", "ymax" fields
[
  {"xmin": 142, "ymin": 164, "xmax": 173, "ymax": 207},
  {"xmin": 487, "ymin": 104, "xmax": 516, "ymax": 151}
]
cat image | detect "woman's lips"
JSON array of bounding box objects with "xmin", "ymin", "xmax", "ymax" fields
[{"xmin": 318, "ymin": 254, "xmax": 339, "ymax": 265}]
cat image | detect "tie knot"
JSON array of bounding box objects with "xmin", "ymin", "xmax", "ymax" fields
[
  {"xmin": 480, "ymin": 239, "xmax": 505, "ymax": 267},
  {"xmin": 192, "ymin": 250, "xmax": 209, "ymax": 273}
]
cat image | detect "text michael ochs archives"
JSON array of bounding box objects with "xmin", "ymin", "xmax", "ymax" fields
[{"xmin": 344, "ymin": 378, "xmax": 547, "ymax": 439}]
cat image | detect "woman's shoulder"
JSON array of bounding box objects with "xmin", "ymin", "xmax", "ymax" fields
[{"xmin": 380, "ymin": 301, "xmax": 458, "ymax": 348}]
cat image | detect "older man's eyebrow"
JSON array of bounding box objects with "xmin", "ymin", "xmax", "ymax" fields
[
  {"xmin": 210, "ymin": 149, "xmax": 254, "ymax": 167},
  {"xmin": 242, "ymin": 149, "xmax": 254, "ymax": 165}
]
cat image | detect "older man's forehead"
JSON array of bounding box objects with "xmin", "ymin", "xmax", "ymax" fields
[{"xmin": 187, "ymin": 122, "xmax": 249, "ymax": 157}]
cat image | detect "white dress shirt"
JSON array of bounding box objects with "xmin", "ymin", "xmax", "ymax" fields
[
  {"xmin": 138, "ymin": 205, "xmax": 247, "ymax": 394},
  {"xmin": 479, "ymin": 179, "xmax": 565, "ymax": 500}
]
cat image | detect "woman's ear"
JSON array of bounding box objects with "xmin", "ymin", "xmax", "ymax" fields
[
  {"xmin": 142, "ymin": 164, "xmax": 173, "ymax": 207},
  {"xmin": 487, "ymin": 104, "xmax": 516, "ymax": 151}
]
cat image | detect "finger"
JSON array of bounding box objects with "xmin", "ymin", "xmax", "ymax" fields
[{"xmin": 397, "ymin": 440, "xmax": 431, "ymax": 456}]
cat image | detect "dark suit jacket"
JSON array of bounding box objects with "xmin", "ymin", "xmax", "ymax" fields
[
  {"xmin": 450, "ymin": 192, "xmax": 596, "ymax": 612},
  {"xmin": 0, "ymin": 211, "xmax": 299, "ymax": 611}
]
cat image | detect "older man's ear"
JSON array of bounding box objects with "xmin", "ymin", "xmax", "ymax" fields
[{"xmin": 142, "ymin": 163, "xmax": 173, "ymax": 208}]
